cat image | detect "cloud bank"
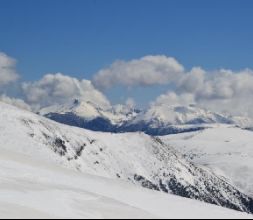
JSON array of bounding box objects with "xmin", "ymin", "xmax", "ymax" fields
[
  {"xmin": 1, "ymin": 51, "xmax": 253, "ymax": 119},
  {"xmin": 0, "ymin": 94, "xmax": 31, "ymax": 111},
  {"xmin": 93, "ymin": 55, "xmax": 184, "ymax": 89},
  {"xmin": 153, "ymin": 68, "xmax": 253, "ymax": 117},
  {"xmin": 0, "ymin": 52, "xmax": 19, "ymax": 86},
  {"xmin": 92, "ymin": 54, "xmax": 253, "ymax": 118},
  {"xmin": 22, "ymin": 73, "xmax": 111, "ymax": 109},
  {"xmin": 0, "ymin": 53, "xmax": 110, "ymax": 111}
]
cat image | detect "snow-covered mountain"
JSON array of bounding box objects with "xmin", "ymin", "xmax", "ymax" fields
[
  {"xmin": 39, "ymin": 99, "xmax": 139, "ymax": 125},
  {"xmin": 161, "ymin": 125, "xmax": 253, "ymax": 198},
  {"xmin": 131, "ymin": 104, "xmax": 234, "ymax": 125},
  {"xmin": 121, "ymin": 104, "xmax": 238, "ymax": 135},
  {"xmin": 1, "ymin": 136, "xmax": 251, "ymax": 219},
  {"xmin": 39, "ymin": 99, "xmax": 140, "ymax": 132},
  {"xmin": 40, "ymin": 100, "xmax": 253, "ymax": 136},
  {"xmin": 1, "ymin": 101, "xmax": 253, "ymax": 215}
]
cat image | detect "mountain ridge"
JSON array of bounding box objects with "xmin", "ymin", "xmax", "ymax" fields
[
  {"xmin": 39, "ymin": 100, "xmax": 253, "ymax": 136},
  {"xmin": 1, "ymin": 101, "xmax": 253, "ymax": 214}
]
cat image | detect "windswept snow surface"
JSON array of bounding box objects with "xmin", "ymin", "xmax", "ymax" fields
[
  {"xmin": 161, "ymin": 125, "xmax": 253, "ymax": 197},
  {"xmin": 0, "ymin": 142, "xmax": 252, "ymax": 219}
]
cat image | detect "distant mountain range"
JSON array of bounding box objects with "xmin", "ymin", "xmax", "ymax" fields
[{"xmin": 39, "ymin": 99, "xmax": 253, "ymax": 136}]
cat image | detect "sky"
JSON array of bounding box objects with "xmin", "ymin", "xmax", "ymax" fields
[{"xmin": 1, "ymin": 0, "xmax": 253, "ymax": 116}]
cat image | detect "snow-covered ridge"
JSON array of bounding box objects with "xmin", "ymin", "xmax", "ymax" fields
[
  {"xmin": 131, "ymin": 104, "xmax": 233, "ymax": 125},
  {"xmin": 160, "ymin": 126, "xmax": 253, "ymax": 197},
  {"xmin": 1, "ymin": 143, "xmax": 251, "ymax": 219},
  {"xmin": 1, "ymin": 101, "xmax": 253, "ymax": 215},
  {"xmin": 39, "ymin": 99, "xmax": 139, "ymax": 125},
  {"xmin": 39, "ymin": 100, "xmax": 253, "ymax": 136}
]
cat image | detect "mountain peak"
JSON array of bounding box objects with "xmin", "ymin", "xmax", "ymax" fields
[{"xmin": 73, "ymin": 98, "xmax": 80, "ymax": 105}]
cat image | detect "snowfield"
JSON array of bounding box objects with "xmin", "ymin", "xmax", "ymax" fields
[
  {"xmin": 0, "ymin": 101, "xmax": 253, "ymax": 218},
  {"xmin": 161, "ymin": 125, "xmax": 253, "ymax": 197},
  {"xmin": 0, "ymin": 143, "xmax": 252, "ymax": 219}
]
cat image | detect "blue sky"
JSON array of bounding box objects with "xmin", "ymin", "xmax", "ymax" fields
[{"xmin": 1, "ymin": 0, "xmax": 253, "ymax": 106}]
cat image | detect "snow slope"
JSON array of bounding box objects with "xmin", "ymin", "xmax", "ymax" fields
[
  {"xmin": 1, "ymin": 101, "xmax": 253, "ymax": 215},
  {"xmin": 160, "ymin": 125, "xmax": 253, "ymax": 197},
  {"xmin": 0, "ymin": 146, "xmax": 251, "ymax": 219}
]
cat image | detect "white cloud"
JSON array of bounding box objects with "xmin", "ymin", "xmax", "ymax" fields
[
  {"xmin": 0, "ymin": 94, "xmax": 31, "ymax": 111},
  {"xmin": 177, "ymin": 67, "xmax": 206, "ymax": 94},
  {"xmin": 153, "ymin": 68, "xmax": 253, "ymax": 118},
  {"xmin": 22, "ymin": 73, "xmax": 111, "ymax": 109},
  {"xmin": 1, "ymin": 51, "xmax": 253, "ymax": 119},
  {"xmin": 152, "ymin": 91, "xmax": 195, "ymax": 107},
  {"xmin": 20, "ymin": 57, "xmax": 252, "ymax": 118},
  {"xmin": 183, "ymin": 69, "xmax": 253, "ymax": 102},
  {"xmin": 0, "ymin": 52, "xmax": 19, "ymax": 86},
  {"xmin": 93, "ymin": 55, "xmax": 184, "ymax": 89}
]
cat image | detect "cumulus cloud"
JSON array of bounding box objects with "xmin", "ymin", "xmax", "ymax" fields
[
  {"xmin": 2, "ymin": 51, "xmax": 253, "ymax": 119},
  {"xmin": 0, "ymin": 52, "xmax": 19, "ymax": 86},
  {"xmin": 177, "ymin": 68, "xmax": 253, "ymax": 102},
  {"xmin": 92, "ymin": 55, "xmax": 184, "ymax": 89},
  {"xmin": 152, "ymin": 92, "xmax": 195, "ymax": 107},
  {"xmin": 153, "ymin": 68, "xmax": 253, "ymax": 118},
  {"xmin": 0, "ymin": 94, "xmax": 31, "ymax": 111},
  {"xmin": 21, "ymin": 56, "xmax": 253, "ymax": 118},
  {"xmin": 177, "ymin": 67, "xmax": 206, "ymax": 94},
  {"xmin": 22, "ymin": 73, "xmax": 111, "ymax": 109}
]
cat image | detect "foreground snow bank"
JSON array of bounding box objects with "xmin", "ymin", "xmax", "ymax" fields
[{"xmin": 0, "ymin": 148, "xmax": 251, "ymax": 219}]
